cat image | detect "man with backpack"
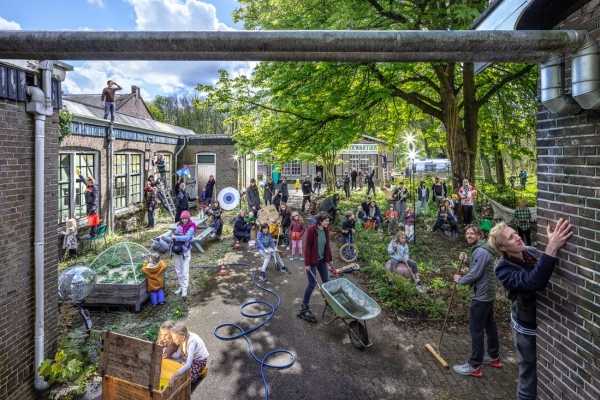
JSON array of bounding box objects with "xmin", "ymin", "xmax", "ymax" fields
[{"xmin": 452, "ymin": 225, "xmax": 501, "ymax": 377}]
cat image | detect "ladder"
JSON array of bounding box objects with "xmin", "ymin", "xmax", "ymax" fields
[{"xmin": 156, "ymin": 179, "xmax": 176, "ymax": 219}]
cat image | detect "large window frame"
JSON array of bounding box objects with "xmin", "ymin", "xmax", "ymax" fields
[
  {"xmin": 349, "ymin": 154, "xmax": 371, "ymax": 174},
  {"xmin": 58, "ymin": 151, "xmax": 99, "ymax": 223},
  {"xmin": 282, "ymin": 160, "xmax": 301, "ymax": 177},
  {"xmin": 113, "ymin": 152, "xmax": 143, "ymax": 211}
]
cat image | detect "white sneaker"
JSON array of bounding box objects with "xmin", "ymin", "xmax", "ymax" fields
[
  {"xmin": 289, "ymin": 256, "xmax": 294, "ymax": 261},
  {"xmin": 174, "ymin": 288, "xmax": 182, "ymax": 295}
]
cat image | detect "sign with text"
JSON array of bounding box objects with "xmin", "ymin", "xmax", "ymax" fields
[{"xmin": 341, "ymin": 143, "xmax": 379, "ymax": 154}]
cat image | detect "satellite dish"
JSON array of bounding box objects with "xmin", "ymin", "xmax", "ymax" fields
[{"xmin": 218, "ymin": 187, "xmax": 240, "ymax": 210}]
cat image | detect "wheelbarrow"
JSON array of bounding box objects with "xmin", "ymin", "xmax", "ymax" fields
[{"xmin": 311, "ymin": 271, "xmax": 381, "ymax": 350}]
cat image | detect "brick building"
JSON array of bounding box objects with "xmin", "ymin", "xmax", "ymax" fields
[
  {"xmin": 60, "ymin": 87, "xmax": 195, "ymax": 229},
  {"xmin": 0, "ymin": 60, "xmax": 70, "ymax": 400},
  {"xmin": 475, "ymin": 1, "xmax": 600, "ymax": 399}
]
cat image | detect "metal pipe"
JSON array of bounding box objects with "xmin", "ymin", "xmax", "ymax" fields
[{"xmin": 0, "ymin": 30, "xmax": 588, "ymax": 62}]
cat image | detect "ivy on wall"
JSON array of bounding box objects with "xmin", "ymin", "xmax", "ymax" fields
[{"xmin": 58, "ymin": 109, "xmax": 72, "ymax": 143}]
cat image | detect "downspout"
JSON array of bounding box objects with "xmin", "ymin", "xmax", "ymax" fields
[
  {"xmin": 26, "ymin": 61, "xmax": 54, "ymax": 391},
  {"xmin": 174, "ymin": 135, "xmax": 188, "ymax": 168}
]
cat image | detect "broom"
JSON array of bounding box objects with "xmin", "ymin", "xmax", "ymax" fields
[{"xmin": 425, "ymin": 256, "xmax": 467, "ymax": 368}]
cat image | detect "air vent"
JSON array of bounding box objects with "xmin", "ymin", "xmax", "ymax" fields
[
  {"xmin": 572, "ymin": 40, "xmax": 600, "ymax": 109},
  {"xmin": 540, "ymin": 56, "xmax": 580, "ymax": 114}
]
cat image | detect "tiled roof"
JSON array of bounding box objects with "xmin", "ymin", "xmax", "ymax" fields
[{"xmin": 63, "ymin": 99, "xmax": 195, "ymax": 137}]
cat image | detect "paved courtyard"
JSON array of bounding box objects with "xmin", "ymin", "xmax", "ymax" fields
[{"xmin": 183, "ymin": 250, "xmax": 518, "ymax": 400}]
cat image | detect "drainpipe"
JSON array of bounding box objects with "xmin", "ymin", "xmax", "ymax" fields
[
  {"xmin": 26, "ymin": 61, "xmax": 54, "ymax": 391},
  {"xmin": 174, "ymin": 135, "xmax": 188, "ymax": 168}
]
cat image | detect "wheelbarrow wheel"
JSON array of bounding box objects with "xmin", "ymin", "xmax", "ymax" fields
[{"xmin": 348, "ymin": 320, "xmax": 369, "ymax": 350}]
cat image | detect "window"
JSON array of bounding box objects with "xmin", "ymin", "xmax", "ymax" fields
[
  {"xmin": 57, "ymin": 152, "xmax": 97, "ymax": 223},
  {"xmin": 113, "ymin": 153, "xmax": 143, "ymax": 210},
  {"xmin": 196, "ymin": 154, "xmax": 215, "ymax": 164},
  {"xmin": 350, "ymin": 154, "xmax": 370, "ymax": 174},
  {"xmin": 283, "ymin": 160, "xmax": 301, "ymax": 176},
  {"xmin": 158, "ymin": 153, "xmax": 172, "ymax": 188}
]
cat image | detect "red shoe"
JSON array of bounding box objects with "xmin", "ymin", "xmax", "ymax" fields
[{"xmin": 486, "ymin": 357, "xmax": 503, "ymax": 369}]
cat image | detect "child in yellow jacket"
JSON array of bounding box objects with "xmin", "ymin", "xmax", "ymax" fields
[{"xmin": 142, "ymin": 253, "xmax": 168, "ymax": 305}]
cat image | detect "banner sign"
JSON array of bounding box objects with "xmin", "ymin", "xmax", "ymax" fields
[{"xmin": 341, "ymin": 143, "xmax": 378, "ymax": 154}]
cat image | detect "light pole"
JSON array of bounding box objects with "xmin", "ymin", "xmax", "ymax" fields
[{"xmin": 406, "ymin": 133, "xmax": 417, "ymax": 244}]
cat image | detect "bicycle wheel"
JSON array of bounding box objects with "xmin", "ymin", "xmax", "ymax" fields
[{"xmin": 339, "ymin": 243, "xmax": 358, "ymax": 263}]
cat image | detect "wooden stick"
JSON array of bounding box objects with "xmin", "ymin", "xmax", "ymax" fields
[
  {"xmin": 437, "ymin": 259, "xmax": 466, "ymax": 352},
  {"xmin": 425, "ymin": 343, "xmax": 449, "ymax": 369}
]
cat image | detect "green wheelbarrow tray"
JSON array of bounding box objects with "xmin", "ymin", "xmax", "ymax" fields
[{"xmin": 318, "ymin": 277, "xmax": 381, "ymax": 350}]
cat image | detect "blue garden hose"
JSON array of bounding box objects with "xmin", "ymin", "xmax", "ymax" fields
[{"xmin": 213, "ymin": 272, "xmax": 296, "ymax": 400}]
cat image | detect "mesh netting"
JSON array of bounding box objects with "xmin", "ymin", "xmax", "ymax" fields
[
  {"xmin": 89, "ymin": 242, "xmax": 150, "ymax": 284},
  {"xmin": 58, "ymin": 265, "xmax": 96, "ymax": 303}
]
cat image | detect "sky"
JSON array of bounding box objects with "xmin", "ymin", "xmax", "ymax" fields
[{"xmin": 0, "ymin": 0, "xmax": 255, "ymax": 99}]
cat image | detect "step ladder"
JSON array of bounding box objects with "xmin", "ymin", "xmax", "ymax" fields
[{"xmin": 156, "ymin": 179, "xmax": 176, "ymax": 219}]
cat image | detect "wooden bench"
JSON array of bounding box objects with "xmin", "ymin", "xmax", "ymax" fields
[{"xmin": 192, "ymin": 226, "xmax": 215, "ymax": 253}]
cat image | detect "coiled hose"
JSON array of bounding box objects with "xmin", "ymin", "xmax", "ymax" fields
[{"xmin": 213, "ymin": 272, "xmax": 296, "ymax": 400}]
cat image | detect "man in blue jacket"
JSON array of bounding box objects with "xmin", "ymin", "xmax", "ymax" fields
[{"xmin": 489, "ymin": 219, "xmax": 572, "ymax": 400}]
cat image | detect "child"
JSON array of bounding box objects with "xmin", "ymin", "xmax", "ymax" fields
[
  {"xmin": 404, "ymin": 207, "xmax": 415, "ymax": 242},
  {"xmin": 62, "ymin": 218, "xmax": 79, "ymax": 259},
  {"xmin": 341, "ymin": 211, "xmax": 356, "ymax": 244},
  {"xmin": 142, "ymin": 253, "xmax": 168, "ymax": 306},
  {"xmin": 479, "ymin": 204, "xmax": 494, "ymax": 236},
  {"xmin": 169, "ymin": 322, "xmax": 209, "ymax": 385},
  {"xmin": 157, "ymin": 320, "xmax": 178, "ymax": 359},
  {"xmin": 386, "ymin": 231, "xmax": 421, "ymax": 286},
  {"xmin": 256, "ymin": 223, "xmax": 285, "ymax": 281},
  {"xmin": 207, "ymin": 201, "xmax": 223, "ymax": 239},
  {"xmin": 294, "ymin": 178, "xmax": 301, "ymax": 192},
  {"xmin": 289, "ymin": 211, "xmax": 305, "ymax": 261}
]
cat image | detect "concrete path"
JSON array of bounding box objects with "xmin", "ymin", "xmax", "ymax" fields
[{"xmin": 185, "ymin": 249, "xmax": 518, "ymax": 400}]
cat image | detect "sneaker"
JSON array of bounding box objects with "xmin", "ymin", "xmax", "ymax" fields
[
  {"xmin": 452, "ymin": 362, "xmax": 482, "ymax": 377},
  {"xmin": 280, "ymin": 265, "xmax": 288, "ymax": 273},
  {"xmin": 174, "ymin": 288, "xmax": 182, "ymax": 295},
  {"xmin": 289, "ymin": 257, "xmax": 294, "ymax": 261},
  {"xmin": 258, "ymin": 271, "xmax": 267, "ymax": 281},
  {"xmin": 483, "ymin": 355, "xmax": 503, "ymax": 369}
]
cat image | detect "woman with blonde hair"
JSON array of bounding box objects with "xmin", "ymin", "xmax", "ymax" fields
[
  {"xmin": 491, "ymin": 219, "xmax": 572, "ymax": 400},
  {"xmin": 157, "ymin": 320, "xmax": 177, "ymax": 358},
  {"xmin": 169, "ymin": 322, "xmax": 209, "ymax": 385}
]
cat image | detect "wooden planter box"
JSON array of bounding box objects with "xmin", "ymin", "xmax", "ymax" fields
[
  {"xmin": 86, "ymin": 280, "xmax": 149, "ymax": 312},
  {"xmin": 101, "ymin": 331, "xmax": 191, "ymax": 400}
]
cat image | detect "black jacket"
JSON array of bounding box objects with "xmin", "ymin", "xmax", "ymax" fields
[
  {"xmin": 279, "ymin": 182, "xmax": 289, "ymax": 198},
  {"xmin": 176, "ymin": 191, "xmax": 189, "ymax": 211},
  {"xmin": 246, "ymin": 185, "xmax": 261, "ymax": 210},
  {"xmin": 78, "ymin": 175, "xmax": 98, "ymax": 214},
  {"xmin": 350, "ymin": 171, "xmax": 358, "ymax": 180},
  {"xmin": 417, "ymin": 185, "xmax": 430, "ymax": 202},
  {"xmin": 302, "ymin": 180, "xmax": 312, "ymax": 195},
  {"xmin": 233, "ymin": 216, "xmax": 251, "ymax": 238}
]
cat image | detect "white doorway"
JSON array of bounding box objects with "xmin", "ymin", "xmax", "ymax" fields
[{"xmin": 196, "ymin": 153, "xmax": 216, "ymax": 200}]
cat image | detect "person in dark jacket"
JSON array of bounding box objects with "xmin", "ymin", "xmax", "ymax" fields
[
  {"xmin": 156, "ymin": 154, "xmax": 167, "ymax": 184},
  {"xmin": 264, "ymin": 177, "xmax": 274, "ymax": 206},
  {"xmin": 318, "ymin": 193, "xmax": 339, "ymax": 223},
  {"xmin": 233, "ymin": 210, "xmax": 252, "ymax": 247},
  {"xmin": 175, "ymin": 182, "xmax": 189, "ymax": 222},
  {"xmin": 204, "ymin": 175, "xmax": 216, "ymax": 203},
  {"xmin": 298, "ymin": 212, "xmax": 332, "ymax": 323},
  {"xmin": 279, "ymin": 203, "xmax": 292, "ymax": 245},
  {"xmin": 144, "ymin": 177, "xmax": 158, "ymax": 228},
  {"xmin": 314, "ymin": 173, "xmax": 323, "ymax": 195},
  {"xmin": 343, "ymin": 173, "xmax": 351, "ymax": 199},
  {"xmin": 206, "ymin": 201, "xmax": 223, "ymax": 239},
  {"xmin": 490, "ymin": 219, "xmax": 572, "ymax": 400},
  {"xmin": 416, "ymin": 181, "xmax": 430, "ymax": 214},
  {"xmin": 366, "ymin": 169, "xmax": 376, "ymax": 196},
  {"xmin": 301, "ymin": 176, "xmax": 313, "ymax": 213},
  {"xmin": 367, "ymin": 200, "xmax": 382, "ymax": 229},
  {"xmin": 431, "ymin": 176, "xmax": 447, "ymax": 205},
  {"xmin": 350, "ymin": 169, "xmax": 358, "ymax": 191},
  {"xmin": 341, "ymin": 211, "xmax": 356, "ymax": 244},
  {"xmin": 452, "ymin": 225, "xmax": 501, "ymax": 377},
  {"xmin": 77, "ymin": 170, "xmax": 99, "ymax": 236},
  {"xmin": 279, "ymin": 176, "xmax": 289, "ymax": 204},
  {"xmin": 245, "ymin": 179, "xmax": 261, "ymax": 213}
]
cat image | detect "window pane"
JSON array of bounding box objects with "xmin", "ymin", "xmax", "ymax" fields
[
  {"xmin": 114, "ymin": 176, "xmax": 127, "ymax": 210},
  {"xmin": 130, "ymin": 154, "xmax": 141, "ymax": 174},
  {"xmin": 59, "ymin": 154, "xmax": 70, "ymax": 183},
  {"xmin": 130, "ymin": 174, "xmax": 141, "ymax": 203},
  {"xmin": 114, "ymin": 154, "xmax": 127, "ymax": 176},
  {"xmin": 197, "ymin": 154, "xmax": 215, "ymax": 164}
]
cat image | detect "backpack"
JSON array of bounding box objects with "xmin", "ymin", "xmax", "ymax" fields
[{"xmin": 171, "ymin": 240, "xmax": 186, "ymax": 255}]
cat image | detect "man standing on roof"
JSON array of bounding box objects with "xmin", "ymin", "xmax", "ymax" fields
[{"xmin": 101, "ymin": 80, "xmax": 122, "ymax": 123}]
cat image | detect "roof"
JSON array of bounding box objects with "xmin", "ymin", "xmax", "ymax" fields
[
  {"xmin": 471, "ymin": 0, "xmax": 505, "ymax": 29},
  {"xmin": 63, "ymin": 99, "xmax": 195, "ymax": 137},
  {"xmin": 361, "ymin": 134, "xmax": 387, "ymax": 144}
]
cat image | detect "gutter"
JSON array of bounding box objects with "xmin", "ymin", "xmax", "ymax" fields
[{"xmin": 25, "ymin": 60, "xmax": 55, "ymax": 392}]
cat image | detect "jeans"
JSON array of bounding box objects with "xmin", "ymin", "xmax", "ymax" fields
[
  {"xmin": 344, "ymin": 185, "xmax": 350, "ymax": 199},
  {"xmin": 462, "ymin": 205, "xmax": 474, "ymax": 225},
  {"xmin": 149, "ymin": 289, "xmax": 165, "ymax": 305},
  {"xmin": 104, "ymin": 101, "xmax": 115, "ymax": 122},
  {"xmin": 395, "ymin": 200, "xmax": 406, "ymax": 221},
  {"xmin": 351, "ymin": 179, "xmax": 356, "ymax": 190},
  {"xmin": 301, "ymin": 195, "xmax": 311, "ymax": 212},
  {"xmin": 147, "ymin": 207, "xmax": 155, "ymax": 227},
  {"xmin": 303, "ymin": 260, "xmax": 329, "ymax": 306},
  {"xmin": 514, "ymin": 330, "xmax": 537, "ymax": 400},
  {"xmin": 343, "ymin": 232, "xmax": 353, "ymax": 244},
  {"xmin": 469, "ymin": 300, "xmax": 500, "ymax": 368},
  {"xmin": 174, "ymin": 250, "xmax": 191, "ymax": 297},
  {"xmin": 518, "ymin": 228, "xmax": 532, "ymax": 246}
]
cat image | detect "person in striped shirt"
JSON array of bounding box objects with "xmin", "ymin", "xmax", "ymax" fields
[{"xmin": 512, "ymin": 199, "xmax": 533, "ymax": 245}]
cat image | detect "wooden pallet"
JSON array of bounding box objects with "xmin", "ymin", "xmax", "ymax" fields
[
  {"xmin": 101, "ymin": 331, "xmax": 191, "ymax": 400},
  {"xmin": 86, "ymin": 280, "xmax": 149, "ymax": 312}
]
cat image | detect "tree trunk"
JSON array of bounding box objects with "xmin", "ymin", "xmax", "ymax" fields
[
  {"xmin": 480, "ymin": 153, "xmax": 495, "ymax": 183},
  {"xmin": 494, "ymin": 148, "xmax": 506, "ymax": 186},
  {"xmin": 320, "ymin": 151, "xmax": 337, "ymax": 193}
]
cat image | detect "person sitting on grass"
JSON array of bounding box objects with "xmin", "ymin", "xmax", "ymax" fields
[
  {"xmin": 142, "ymin": 253, "xmax": 168, "ymax": 306},
  {"xmin": 206, "ymin": 201, "xmax": 223, "ymax": 239},
  {"xmin": 512, "ymin": 199, "xmax": 533, "ymax": 246},
  {"xmin": 452, "ymin": 225, "xmax": 501, "ymax": 377},
  {"xmin": 169, "ymin": 322, "xmax": 210, "ymax": 387},
  {"xmin": 404, "ymin": 207, "xmax": 415, "ymax": 242},
  {"xmin": 384, "ymin": 205, "xmax": 400, "ymax": 233},
  {"xmin": 366, "ymin": 200, "xmax": 382, "ymax": 230},
  {"xmin": 386, "ymin": 231, "xmax": 422, "ymax": 288},
  {"xmin": 431, "ymin": 204, "xmax": 450, "ymax": 233},
  {"xmin": 341, "ymin": 211, "xmax": 357, "ymax": 244},
  {"xmin": 233, "ymin": 210, "xmax": 252, "ymax": 249},
  {"xmin": 356, "ymin": 205, "xmax": 368, "ymax": 226},
  {"xmin": 157, "ymin": 320, "xmax": 178, "ymax": 359},
  {"xmin": 257, "ymin": 223, "xmax": 285, "ymax": 281}
]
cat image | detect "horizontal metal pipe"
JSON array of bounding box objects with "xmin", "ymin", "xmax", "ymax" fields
[{"xmin": 0, "ymin": 30, "xmax": 588, "ymax": 62}]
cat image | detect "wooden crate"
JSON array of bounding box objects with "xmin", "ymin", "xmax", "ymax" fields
[
  {"xmin": 86, "ymin": 280, "xmax": 149, "ymax": 312},
  {"xmin": 101, "ymin": 331, "xmax": 191, "ymax": 400}
]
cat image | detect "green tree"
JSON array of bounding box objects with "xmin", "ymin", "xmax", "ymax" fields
[{"xmin": 213, "ymin": 0, "xmax": 535, "ymax": 189}]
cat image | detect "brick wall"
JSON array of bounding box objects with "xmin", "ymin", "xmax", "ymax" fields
[
  {"xmin": 180, "ymin": 142, "xmax": 238, "ymax": 197},
  {"xmin": 0, "ymin": 98, "xmax": 60, "ymax": 400},
  {"xmin": 60, "ymin": 134, "xmax": 176, "ymax": 225},
  {"xmin": 536, "ymin": 2, "xmax": 600, "ymax": 399}
]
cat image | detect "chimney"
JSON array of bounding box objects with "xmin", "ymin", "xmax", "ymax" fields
[{"xmin": 131, "ymin": 85, "xmax": 140, "ymax": 99}]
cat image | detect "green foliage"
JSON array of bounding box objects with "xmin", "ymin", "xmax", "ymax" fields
[
  {"xmin": 58, "ymin": 110, "xmax": 72, "ymax": 143},
  {"xmin": 478, "ymin": 179, "xmax": 537, "ymax": 209},
  {"xmin": 149, "ymin": 95, "xmax": 231, "ymax": 134},
  {"xmin": 143, "ymin": 324, "xmax": 160, "ymax": 342}
]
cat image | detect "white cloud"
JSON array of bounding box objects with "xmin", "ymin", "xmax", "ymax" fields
[
  {"xmin": 65, "ymin": 0, "xmax": 254, "ymax": 100},
  {"xmin": 87, "ymin": 0, "xmax": 105, "ymax": 7},
  {"xmin": 0, "ymin": 16, "xmax": 22, "ymax": 30}
]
